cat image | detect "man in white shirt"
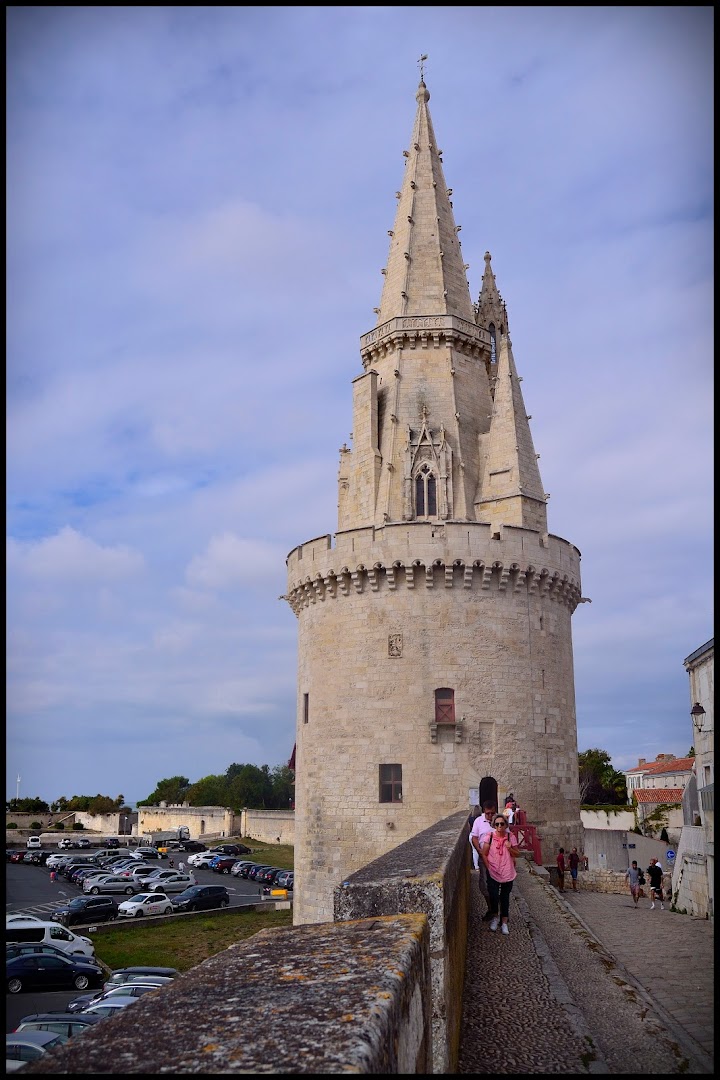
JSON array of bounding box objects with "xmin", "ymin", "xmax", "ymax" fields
[{"xmin": 471, "ymin": 800, "xmax": 497, "ymax": 922}]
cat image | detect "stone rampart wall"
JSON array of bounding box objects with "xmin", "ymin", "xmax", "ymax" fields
[
  {"xmin": 21, "ymin": 913, "xmax": 432, "ymax": 1075},
  {"xmin": 333, "ymin": 809, "xmax": 470, "ymax": 1074}
]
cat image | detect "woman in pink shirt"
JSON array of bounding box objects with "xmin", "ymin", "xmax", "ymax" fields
[{"xmin": 480, "ymin": 815, "xmax": 521, "ymax": 936}]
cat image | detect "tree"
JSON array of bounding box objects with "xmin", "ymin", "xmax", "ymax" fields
[
  {"xmin": 578, "ymin": 748, "xmax": 628, "ymax": 805},
  {"xmin": 5, "ymin": 797, "xmax": 50, "ymax": 814},
  {"xmin": 138, "ymin": 776, "xmax": 191, "ymax": 807}
]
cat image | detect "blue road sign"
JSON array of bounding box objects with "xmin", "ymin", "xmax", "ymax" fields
[{"xmin": 666, "ymin": 849, "xmax": 676, "ymax": 861}]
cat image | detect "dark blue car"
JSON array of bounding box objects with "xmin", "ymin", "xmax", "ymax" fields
[{"xmin": 7, "ymin": 954, "xmax": 105, "ymax": 994}]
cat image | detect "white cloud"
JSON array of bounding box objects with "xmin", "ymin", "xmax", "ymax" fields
[{"xmin": 7, "ymin": 527, "xmax": 145, "ymax": 582}]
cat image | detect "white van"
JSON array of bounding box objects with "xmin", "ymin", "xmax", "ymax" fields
[
  {"xmin": 26, "ymin": 836, "xmax": 42, "ymax": 849},
  {"xmin": 5, "ymin": 920, "xmax": 95, "ymax": 958}
]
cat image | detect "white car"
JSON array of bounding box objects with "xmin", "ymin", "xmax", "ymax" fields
[
  {"xmin": 26, "ymin": 836, "xmax": 42, "ymax": 849},
  {"xmin": 187, "ymin": 851, "xmax": 219, "ymax": 868},
  {"xmin": 116, "ymin": 893, "xmax": 174, "ymax": 918},
  {"xmin": 6, "ymin": 913, "xmax": 45, "ymax": 924}
]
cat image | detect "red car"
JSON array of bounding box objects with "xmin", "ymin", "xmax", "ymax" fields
[{"xmin": 211, "ymin": 857, "xmax": 237, "ymax": 874}]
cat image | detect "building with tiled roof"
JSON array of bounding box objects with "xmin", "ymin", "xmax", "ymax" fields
[{"xmin": 634, "ymin": 788, "xmax": 684, "ymax": 805}]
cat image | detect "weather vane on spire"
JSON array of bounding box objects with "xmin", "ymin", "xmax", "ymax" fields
[{"xmin": 418, "ymin": 54, "xmax": 428, "ymax": 81}]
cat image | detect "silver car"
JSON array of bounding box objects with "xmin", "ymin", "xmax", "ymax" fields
[
  {"xmin": 134, "ymin": 870, "xmax": 196, "ymax": 893},
  {"xmin": 82, "ymin": 875, "xmax": 139, "ymax": 896}
]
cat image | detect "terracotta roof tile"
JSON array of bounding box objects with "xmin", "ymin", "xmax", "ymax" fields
[
  {"xmin": 644, "ymin": 757, "xmax": 694, "ymax": 775},
  {"xmin": 635, "ymin": 788, "xmax": 684, "ymax": 804}
]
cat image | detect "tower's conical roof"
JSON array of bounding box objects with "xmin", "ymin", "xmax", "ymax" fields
[
  {"xmin": 476, "ymin": 332, "xmax": 548, "ymax": 531},
  {"xmin": 376, "ymin": 79, "xmax": 475, "ymax": 325}
]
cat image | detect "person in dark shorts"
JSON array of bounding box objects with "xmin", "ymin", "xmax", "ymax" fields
[
  {"xmin": 646, "ymin": 857, "xmax": 665, "ymax": 910},
  {"xmin": 568, "ymin": 847, "xmax": 580, "ymax": 891}
]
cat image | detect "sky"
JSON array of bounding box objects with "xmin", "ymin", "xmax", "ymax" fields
[{"xmin": 7, "ymin": 7, "xmax": 714, "ymax": 807}]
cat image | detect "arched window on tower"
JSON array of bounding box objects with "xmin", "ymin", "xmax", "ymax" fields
[
  {"xmin": 435, "ymin": 688, "xmax": 455, "ymax": 724},
  {"xmin": 415, "ymin": 463, "xmax": 437, "ymax": 519}
]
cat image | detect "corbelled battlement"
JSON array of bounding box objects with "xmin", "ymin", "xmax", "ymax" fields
[{"xmin": 286, "ymin": 521, "xmax": 581, "ymax": 615}]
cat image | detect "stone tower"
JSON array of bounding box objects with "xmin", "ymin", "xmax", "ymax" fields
[{"xmin": 286, "ymin": 77, "xmax": 584, "ymax": 925}]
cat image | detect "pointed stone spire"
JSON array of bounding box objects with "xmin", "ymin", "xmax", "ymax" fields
[
  {"xmin": 376, "ymin": 79, "xmax": 475, "ymax": 324},
  {"xmin": 475, "ymin": 332, "xmax": 548, "ymax": 533},
  {"xmin": 475, "ymin": 251, "xmax": 509, "ymax": 337}
]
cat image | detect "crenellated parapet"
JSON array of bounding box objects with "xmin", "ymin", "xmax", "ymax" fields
[
  {"xmin": 286, "ymin": 556, "xmax": 581, "ymax": 615},
  {"xmin": 286, "ymin": 521, "xmax": 581, "ymax": 616}
]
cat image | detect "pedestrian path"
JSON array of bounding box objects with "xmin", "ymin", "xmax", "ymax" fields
[
  {"xmin": 558, "ymin": 881, "xmax": 713, "ymax": 1067},
  {"xmin": 458, "ymin": 861, "xmax": 713, "ymax": 1074}
]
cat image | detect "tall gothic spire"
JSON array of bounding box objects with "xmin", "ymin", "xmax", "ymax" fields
[{"xmin": 376, "ymin": 79, "xmax": 475, "ymax": 325}]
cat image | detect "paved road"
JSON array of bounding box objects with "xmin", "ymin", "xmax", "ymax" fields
[{"xmin": 458, "ymin": 861, "xmax": 713, "ymax": 1074}]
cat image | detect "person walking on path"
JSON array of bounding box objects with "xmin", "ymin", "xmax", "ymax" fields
[
  {"xmin": 625, "ymin": 860, "xmax": 642, "ymax": 907},
  {"xmin": 556, "ymin": 847, "xmax": 566, "ymax": 892},
  {"xmin": 568, "ymin": 847, "xmax": 580, "ymax": 891},
  {"xmin": 178, "ymin": 860, "xmax": 185, "ymax": 874},
  {"xmin": 646, "ymin": 857, "xmax": 665, "ymax": 910},
  {"xmin": 49, "ymin": 869, "xmax": 57, "ymax": 883},
  {"xmin": 480, "ymin": 814, "xmax": 521, "ymax": 935},
  {"xmin": 470, "ymin": 800, "xmax": 498, "ymax": 922}
]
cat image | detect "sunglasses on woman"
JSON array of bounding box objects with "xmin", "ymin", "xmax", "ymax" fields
[{"xmin": 494, "ymin": 820, "xmax": 507, "ymax": 827}]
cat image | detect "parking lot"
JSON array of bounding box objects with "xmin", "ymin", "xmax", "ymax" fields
[{"xmin": 6, "ymin": 845, "xmax": 293, "ymax": 1034}]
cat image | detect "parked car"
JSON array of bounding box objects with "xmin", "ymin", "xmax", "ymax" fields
[
  {"xmin": 22, "ymin": 852, "xmax": 37, "ymax": 863},
  {"xmin": 6, "ymin": 943, "xmax": 102, "ymax": 969},
  {"xmin": 138, "ymin": 871, "xmax": 196, "ymax": 894},
  {"xmin": 46, "ymin": 854, "xmax": 74, "ymax": 870},
  {"xmin": 79, "ymin": 996, "xmax": 139, "ymax": 1018},
  {"xmin": 26, "ymin": 837, "xmax": 42, "ymax": 849},
  {"xmin": 67, "ymin": 979, "xmax": 171, "ymax": 1012},
  {"xmin": 102, "ymin": 966, "xmax": 179, "ymax": 993},
  {"xmin": 29, "ymin": 851, "xmax": 53, "ymax": 865},
  {"xmin": 7, "ymin": 1030, "xmax": 68, "ymax": 1071},
  {"xmin": 73, "ymin": 838, "xmax": 92, "ymax": 848},
  {"xmin": 180, "ymin": 840, "xmax": 206, "ymax": 852},
  {"xmin": 230, "ymin": 860, "xmax": 255, "ymax": 876},
  {"xmin": 82, "ymin": 875, "xmax": 139, "ymax": 896},
  {"xmin": 15, "ymin": 1012, "xmax": 104, "ymax": 1038},
  {"xmin": 211, "ymin": 857, "xmax": 237, "ymax": 874},
  {"xmin": 117, "ymin": 893, "xmax": 174, "ymax": 918},
  {"xmin": 103, "ymin": 838, "xmax": 121, "ymax": 849},
  {"xmin": 5, "ymin": 921, "xmax": 95, "ymax": 959},
  {"xmin": 58, "ymin": 859, "xmax": 96, "ymax": 879},
  {"xmin": 57, "ymin": 838, "xmax": 78, "ymax": 849},
  {"xmin": 212, "ymin": 844, "xmax": 251, "ymax": 856},
  {"xmin": 131, "ymin": 847, "xmax": 165, "ymax": 860},
  {"xmin": 50, "ymin": 895, "xmax": 118, "ymax": 926},
  {"xmin": 116, "ymin": 864, "xmax": 159, "ymax": 881},
  {"xmin": 7, "ymin": 953, "xmax": 105, "ymax": 994},
  {"xmin": 9, "ymin": 851, "xmax": 27, "ymax": 863},
  {"xmin": 170, "ymin": 885, "xmax": 230, "ymax": 913},
  {"xmin": 186, "ymin": 851, "xmax": 220, "ymax": 868},
  {"xmin": 258, "ymin": 867, "xmax": 284, "ymax": 885},
  {"xmin": 6, "ymin": 914, "xmax": 45, "ymax": 925},
  {"xmin": 247, "ymin": 864, "xmax": 273, "ymax": 881},
  {"xmin": 275, "ymin": 871, "xmax": 294, "ymax": 890}
]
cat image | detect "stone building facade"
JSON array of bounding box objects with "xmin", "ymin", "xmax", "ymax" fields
[{"xmin": 286, "ymin": 77, "xmax": 585, "ymax": 924}]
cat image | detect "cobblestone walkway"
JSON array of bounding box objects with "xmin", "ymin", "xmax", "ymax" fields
[{"xmin": 457, "ymin": 862, "xmax": 713, "ymax": 1074}]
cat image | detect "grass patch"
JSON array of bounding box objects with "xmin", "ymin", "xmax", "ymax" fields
[{"xmin": 94, "ymin": 908, "xmax": 293, "ymax": 972}]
